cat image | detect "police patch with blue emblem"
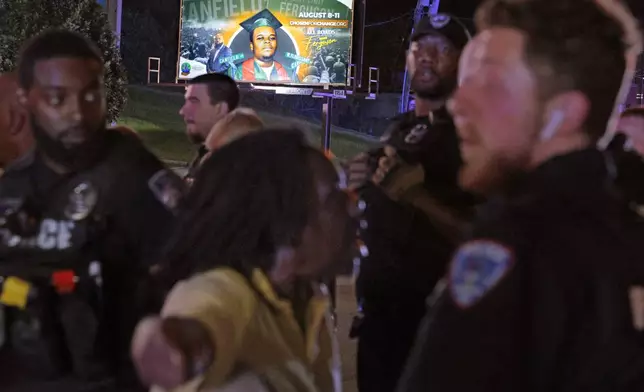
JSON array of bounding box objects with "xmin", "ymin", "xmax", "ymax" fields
[
  {"xmin": 449, "ymin": 240, "xmax": 514, "ymax": 308},
  {"xmin": 148, "ymin": 169, "xmax": 184, "ymax": 213}
]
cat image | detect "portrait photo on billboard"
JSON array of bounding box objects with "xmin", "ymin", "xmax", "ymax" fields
[{"xmin": 177, "ymin": 0, "xmax": 354, "ymax": 86}]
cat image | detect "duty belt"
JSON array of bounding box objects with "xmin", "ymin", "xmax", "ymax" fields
[{"xmin": 0, "ymin": 259, "xmax": 109, "ymax": 383}]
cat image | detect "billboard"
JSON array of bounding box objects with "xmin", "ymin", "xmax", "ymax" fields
[{"xmin": 177, "ymin": 0, "xmax": 354, "ymax": 85}]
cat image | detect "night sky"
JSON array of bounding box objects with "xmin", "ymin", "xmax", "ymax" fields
[
  {"xmin": 362, "ymin": 0, "xmax": 643, "ymax": 90},
  {"xmin": 131, "ymin": 0, "xmax": 643, "ymax": 90}
]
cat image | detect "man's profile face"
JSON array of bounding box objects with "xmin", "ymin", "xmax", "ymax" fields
[
  {"xmin": 408, "ymin": 34, "xmax": 459, "ymax": 99},
  {"xmin": 617, "ymin": 114, "xmax": 644, "ymax": 156},
  {"xmin": 251, "ymin": 26, "xmax": 277, "ymax": 62},
  {"xmin": 449, "ymin": 27, "xmax": 540, "ymax": 194},
  {"xmin": 179, "ymin": 84, "xmax": 225, "ymax": 144},
  {"xmin": 0, "ymin": 75, "xmax": 23, "ymax": 167},
  {"xmin": 214, "ymin": 33, "xmax": 224, "ymax": 46},
  {"xmin": 21, "ymin": 57, "xmax": 106, "ymax": 169}
]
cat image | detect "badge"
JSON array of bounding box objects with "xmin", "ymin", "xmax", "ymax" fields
[
  {"xmin": 449, "ymin": 240, "xmax": 514, "ymax": 308},
  {"xmin": 148, "ymin": 170, "xmax": 184, "ymax": 212},
  {"xmin": 404, "ymin": 124, "xmax": 428, "ymax": 145},
  {"xmin": 64, "ymin": 182, "xmax": 98, "ymax": 221},
  {"xmin": 430, "ymin": 14, "xmax": 451, "ymax": 29},
  {"xmin": 629, "ymin": 286, "xmax": 644, "ymax": 331}
]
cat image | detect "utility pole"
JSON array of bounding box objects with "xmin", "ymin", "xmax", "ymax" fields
[
  {"xmin": 638, "ymin": 52, "xmax": 643, "ymax": 105},
  {"xmin": 100, "ymin": 0, "xmax": 123, "ymax": 47},
  {"xmin": 398, "ymin": 0, "xmax": 440, "ymax": 113}
]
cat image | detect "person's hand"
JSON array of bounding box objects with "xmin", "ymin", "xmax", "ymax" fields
[
  {"xmin": 131, "ymin": 316, "xmax": 186, "ymax": 389},
  {"xmin": 372, "ymin": 146, "xmax": 400, "ymax": 186},
  {"xmin": 346, "ymin": 152, "xmax": 372, "ymax": 191}
]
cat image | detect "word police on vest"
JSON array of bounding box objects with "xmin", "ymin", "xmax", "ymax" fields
[
  {"xmin": 0, "ymin": 198, "xmax": 42, "ymax": 238},
  {"xmin": 1, "ymin": 217, "xmax": 74, "ymax": 250}
]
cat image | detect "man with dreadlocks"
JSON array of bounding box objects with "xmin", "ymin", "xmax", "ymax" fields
[
  {"xmin": 131, "ymin": 129, "xmax": 359, "ymax": 392},
  {"xmin": 397, "ymin": 0, "xmax": 644, "ymax": 390}
]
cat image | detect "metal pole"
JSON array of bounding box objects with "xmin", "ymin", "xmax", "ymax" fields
[
  {"xmin": 356, "ymin": 0, "xmax": 366, "ymax": 88},
  {"xmin": 322, "ymin": 96, "xmax": 333, "ymax": 152},
  {"xmin": 320, "ymin": 94, "xmax": 335, "ymax": 321},
  {"xmin": 115, "ymin": 0, "xmax": 122, "ymax": 48}
]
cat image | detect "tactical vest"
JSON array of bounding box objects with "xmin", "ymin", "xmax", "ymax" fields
[{"xmin": 0, "ymin": 157, "xmax": 117, "ymax": 386}]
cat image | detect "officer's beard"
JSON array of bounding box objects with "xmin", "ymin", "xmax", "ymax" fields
[
  {"xmin": 31, "ymin": 117, "xmax": 108, "ymax": 173},
  {"xmin": 411, "ymin": 73, "xmax": 456, "ymax": 101}
]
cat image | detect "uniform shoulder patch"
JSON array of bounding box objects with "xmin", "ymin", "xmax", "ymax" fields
[
  {"xmin": 148, "ymin": 169, "xmax": 184, "ymax": 212},
  {"xmin": 449, "ymin": 240, "xmax": 514, "ymax": 308}
]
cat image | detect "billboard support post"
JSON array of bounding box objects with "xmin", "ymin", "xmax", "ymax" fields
[{"xmin": 321, "ymin": 95, "xmax": 333, "ymax": 152}]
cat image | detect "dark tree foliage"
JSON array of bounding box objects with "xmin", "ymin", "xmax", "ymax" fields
[{"xmin": 0, "ymin": 0, "xmax": 128, "ymax": 122}]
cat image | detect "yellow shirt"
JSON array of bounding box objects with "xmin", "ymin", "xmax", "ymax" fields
[{"xmin": 152, "ymin": 267, "xmax": 341, "ymax": 392}]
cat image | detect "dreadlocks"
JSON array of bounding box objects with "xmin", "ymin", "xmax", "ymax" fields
[{"xmin": 159, "ymin": 128, "xmax": 320, "ymax": 291}]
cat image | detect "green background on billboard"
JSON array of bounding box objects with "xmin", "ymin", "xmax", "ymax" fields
[{"xmin": 181, "ymin": 0, "xmax": 352, "ymax": 24}]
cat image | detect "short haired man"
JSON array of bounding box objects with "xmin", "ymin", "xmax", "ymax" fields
[
  {"xmin": 398, "ymin": 0, "xmax": 644, "ymax": 390},
  {"xmin": 179, "ymin": 72, "xmax": 239, "ymax": 182},
  {"xmin": 0, "ymin": 72, "xmax": 34, "ymax": 171},
  {"xmin": 0, "ymin": 29, "xmax": 184, "ymax": 391}
]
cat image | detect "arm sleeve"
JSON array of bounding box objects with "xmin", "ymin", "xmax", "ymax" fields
[
  {"xmin": 361, "ymin": 184, "xmax": 454, "ymax": 272},
  {"xmin": 115, "ymin": 138, "xmax": 185, "ymax": 268},
  {"xmin": 398, "ymin": 231, "xmax": 579, "ymax": 392},
  {"xmin": 161, "ymin": 272, "xmax": 257, "ymax": 387}
]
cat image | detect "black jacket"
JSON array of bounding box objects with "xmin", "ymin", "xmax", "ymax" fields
[
  {"xmin": 398, "ymin": 149, "xmax": 644, "ymax": 392},
  {"xmin": 184, "ymin": 145, "xmax": 208, "ymax": 183},
  {"xmin": 358, "ymin": 109, "xmax": 479, "ymax": 308},
  {"xmin": 0, "ymin": 129, "xmax": 184, "ymax": 391}
]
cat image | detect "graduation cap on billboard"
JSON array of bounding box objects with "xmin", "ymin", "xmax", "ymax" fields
[{"xmin": 240, "ymin": 9, "xmax": 283, "ymax": 38}]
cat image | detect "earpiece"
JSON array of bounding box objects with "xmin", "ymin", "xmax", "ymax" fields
[{"xmin": 540, "ymin": 109, "xmax": 566, "ymax": 141}]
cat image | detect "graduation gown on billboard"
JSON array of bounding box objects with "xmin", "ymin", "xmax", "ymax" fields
[{"xmin": 232, "ymin": 59, "xmax": 296, "ymax": 82}]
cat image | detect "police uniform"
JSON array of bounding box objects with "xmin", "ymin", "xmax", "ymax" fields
[
  {"xmin": 0, "ymin": 128, "xmax": 184, "ymax": 391},
  {"xmin": 398, "ymin": 148, "xmax": 644, "ymax": 391},
  {"xmin": 355, "ymin": 108, "xmax": 479, "ymax": 392}
]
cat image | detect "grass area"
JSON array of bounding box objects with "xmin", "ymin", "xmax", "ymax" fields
[{"xmin": 117, "ymin": 86, "xmax": 376, "ymax": 162}]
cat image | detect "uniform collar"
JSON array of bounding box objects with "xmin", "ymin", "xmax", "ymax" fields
[{"xmin": 507, "ymin": 148, "xmax": 614, "ymax": 202}]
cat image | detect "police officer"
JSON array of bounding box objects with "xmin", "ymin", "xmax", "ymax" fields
[
  {"xmin": 0, "ymin": 30, "xmax": 184, "ymax": 391},
  {"xmin": 179, "ymin": 73, "xmax": 240, "ymax": 183},
  {"xmin": 398, "ymin": 0, "xmax": 644, "ymax": 390},
  {"xmin": 0, "ymin": 72, "xmax": 34, "ymax": 172},
  {"xmin": 346, "ymin": 14, "xmax": 479, "ymax": 392}
]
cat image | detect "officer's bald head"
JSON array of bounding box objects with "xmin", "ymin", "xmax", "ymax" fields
[{"xmin": 0, "ymin": 72, "xmax": 34, "ymax": 168}]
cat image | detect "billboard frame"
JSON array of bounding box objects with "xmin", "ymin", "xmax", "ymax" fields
[{"xmin": 174, "ymin": 0, "xmax": 358, "ymax": 88}]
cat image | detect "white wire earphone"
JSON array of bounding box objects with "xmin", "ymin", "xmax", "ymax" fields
[{"xmin": 540, "ymin": 109, "xmax": 566, "ymax": 141}]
